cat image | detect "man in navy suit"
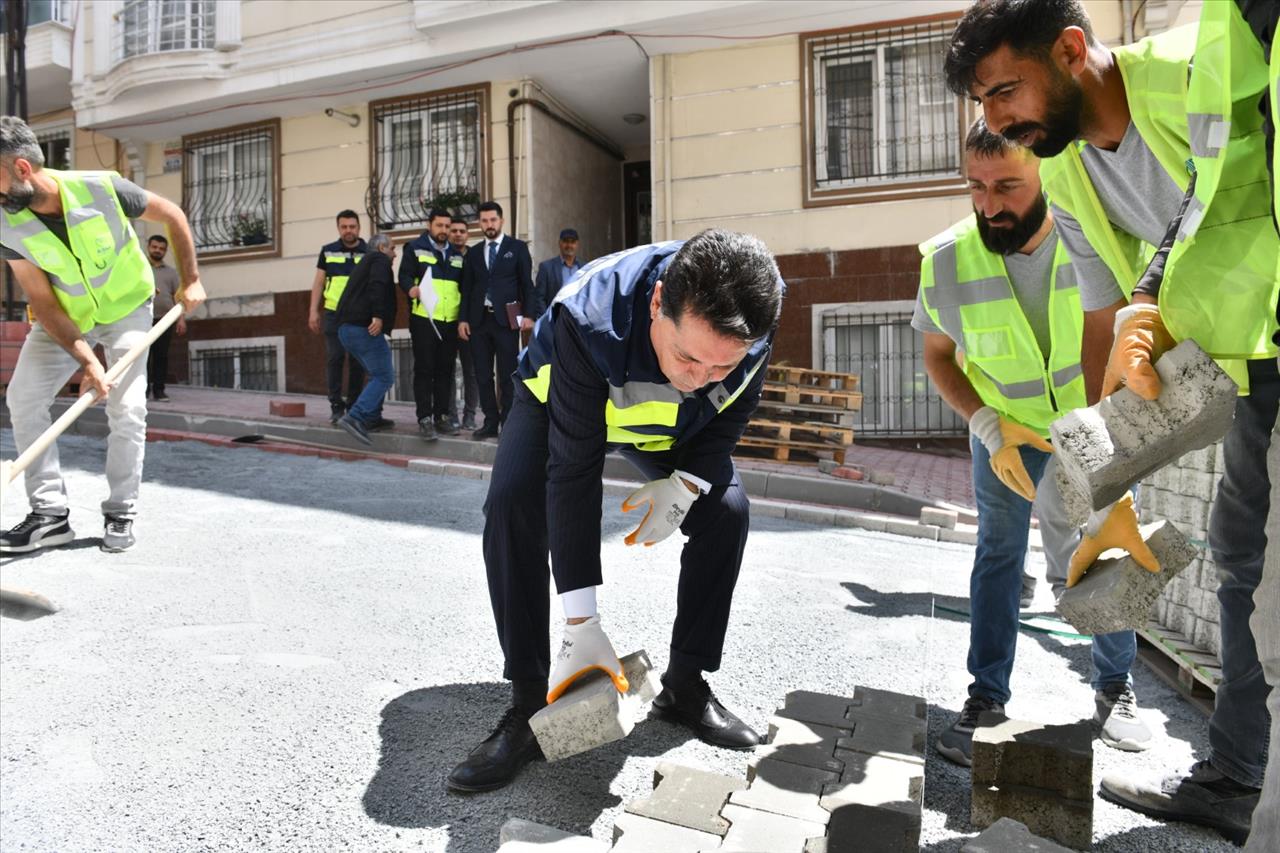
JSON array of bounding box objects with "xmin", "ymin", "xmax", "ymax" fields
[
  {"xmin": 533, "ymin": 228, "xmax": 582, "ymax": 316},
  {"xmin": 459, "ymin": 201, "xmax": 533, "ymax": 439}
]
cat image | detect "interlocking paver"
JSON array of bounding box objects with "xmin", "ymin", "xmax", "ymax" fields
[
  {"xmin": 755, "ymin": 716, "xmax": 849, "ymax": 774},
  {"xmin": 718, "ymin": 803, "xmax": 826, "ymax": 853},
  {"xmin": 624, "ymin": 761, "xmax": 746, "ymax": 836},
  {"xmin": 529, "ymin": 650, "xmax": 659, "ymax": 761},
  {"xmin": 610, "ymin": 812, "xmax": 722, "ymax": 852},
  {"xmin": 497, "ymin": 818, "xmax": 609, "ymax": 852},
  {"xmin": 730, "ymin": 758, "xmax": 837, "ymax": 825}
]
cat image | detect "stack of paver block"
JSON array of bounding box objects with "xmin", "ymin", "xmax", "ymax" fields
[{"xmin": 970, "ymin": 716, "xmax": 1093, "ymax": 850}]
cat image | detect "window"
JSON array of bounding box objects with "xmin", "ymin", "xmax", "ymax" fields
[
  {"xmin": 182, "ymin": 121, "xmax": 279, "ymax": 257},
  {"xmin": 803, "ymin": 16, "xmax": 967, "ymax": 206},
  {"xmin": 188, "ymin": 338, "xmax": 284, "ymax": 391},
  {"xmin": 26, "ymin": 1, "xmax": 73, "ymax": 26},
  {"xmin": 114, "ymin": 0, "xmax": 214, "ymax": 64},
  {"xmin": 371, "ymin": 87, "xmax": 487, "ymax": 233},
  {"xmin": 35, "ymin": 127, "xmax": 71, "ymax": 170},
  {"xmin": 819, "ymin": 303, "xmax": 965, "ymax": 438}
]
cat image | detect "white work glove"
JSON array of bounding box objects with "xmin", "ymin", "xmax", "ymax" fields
[
  {"xmin": 547, "ymin": 615, "xmax": 630, "ymax": 703},
  {"xmin": 621, "ymin": 471, "xmax": 699, "ymax": 546}
]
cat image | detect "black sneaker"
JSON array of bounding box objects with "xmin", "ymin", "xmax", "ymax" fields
[
  {"xmin": 446, "ymin": 706, "xmax": 544, "ymax": 792},
  {"xmin": 338, "ymin": 413, "xmax": 372, "ymax": 446},
  {"xmin": 0, "ymin": 511, "xmax": 74, "ymax": 554},
  {"xmin": 366, "ymin": 417, "xmax": 395, "ymax": 433},
  {"xmin": 462, "ymin": 416, "xmax": 478, "ymax": 431},
  {"xmin": 418, "ymin": 419, "xmax": 438, "ymax": 442},
  {"xmin": 329, "ymin": 404, "xmax": 345, "ymax": 425},
  {"xmin": 936, "ymin": 694, "xmax": 1005, "ymax": 766},
  {"xmin": 1020, "ymin": 572, "xmax": 1037, "ymax": 609},
  {"xmin": 101, "ymin": 515, "xmax": 136, "ymax": 553},
  {"xmin": 435, "ymin": 415, "xmax": 459, "ymax": 436},
  {"xmin": 153, "ymin": 392, "xmax": 170, "ymax": 402}
]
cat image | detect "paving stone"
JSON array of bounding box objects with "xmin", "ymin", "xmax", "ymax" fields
[
  {"xmin": 777, "ymin": 687, "xmax": 926, "ymax": 729},
  {"xmin": 755, "ymin": 716, "xmax": 849, "ymax": 774},
  {"xmin": 961, "ymin": 817, "xmax": 1076, "ymax": 853},
  {"xmin": 529, "ymin": 650, "xmax": 659, "ymax": 761},
  {"xmin": 730, "ymin": 758, "xmax": 836, "ymax": 825},
  {"xmin": 885, "ymin": 518, "xmax": 939, "ymax": 541},
  {"xmin": 268, "ymin": 400, "xmax": 306, "ymax": 417},
  {"xmin": 821, "ymin": 750, "xmax": 923, "ymax": 853},
  {"xmin": 1054, "ymin": 463, "xmax": 1092, "ymax": 529},
  {"xmin": 971, "ymin": 783, "xmax": 1092, "ymax": 851},
  {"xmin": 1050, "ymin": 340, "xmax": 1238, "ymax": 512},
  {"xmin": 497, "ymin": 818, "xmax": 609, "ymax": 852},
  {"xmin": 846, "ymin": 685, "xmax": 928, "ymax": 723},
  {"xmin": 624, "ymin": 761, "xmax": 746, "ymax": 836},
  {"xmin": 971, "ymin": 718, "xmax": 1092, "ymax": 802},
  {"xmin": 825, "ymin": 799, "xmax": 921, "ymax": 853},
  {"xmin": 919, "ymin": 506, "xmax": 958, "ymax": 529},
  {"xmin": 718, "ymin": 803, "xmax": 826, "ymax": 853},
  {"xmin": 1056, "ymin": 520, "xmax": 1198, "ymax": 635},
  {"xmin": 835, "ymin": 713, "xmax": 926, "ymax": 767},
  {"xmin": 610, "ymin": 812, "xmax": 722, "ymax": 852}
]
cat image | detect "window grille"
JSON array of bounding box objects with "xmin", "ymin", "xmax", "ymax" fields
[
  {"xmin": 806, "ymin": 18, "xmax": 964, "ymax": 202},
  {"xmin": 114, "ymin": 0, "xmax": 214, "ymax": 64},
  {"xmin": 36, "ymin": 128, "xmax": 71, "ymax": 171},
  {"xmin": 182, "ymin": 123, "xmax": 276, "ymax": 254},
  {"xmin": 189, "ymin": 345, "xmax": 278, "ymax": 392},
  {"xmin": 820, "ymin": 308, "xmax": 965, "ymax": 438},
  {"xmin": 372, "ymin": 89, "xmax": 485, "ymax": 232}
]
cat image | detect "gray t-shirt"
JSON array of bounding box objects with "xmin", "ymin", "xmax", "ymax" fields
[
  {"xmin": 0, "ymin": 175, "xmax": 149, "ymax": 262},
  {"xmin": 912, "ymin": 228, "xmax": 1059, "ymax": 359},
  {"xmin": 151, "ymin": 262, "xmax": 181, "ymax": 314},
  {"xmin": 1051, "ymin": 122, "xmax": 1185, "ymax": 310}
]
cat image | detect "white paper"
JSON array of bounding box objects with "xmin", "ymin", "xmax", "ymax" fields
[{"xmin": 418, "ymin": 267, "xmax": 438, "ymax": 316}]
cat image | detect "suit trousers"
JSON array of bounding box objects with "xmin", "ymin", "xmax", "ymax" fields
[
  {"xmin": 481, "ymin": 385, "xmax": 751, "ymax": 685},
  {"xmin": 408, "ymin": 314, "xmax": 458, "ymax": 422},
  {"xmin": 323, "ymin": 310, "xmax": 364, "ymax": 409},
  {"xmin": 470, "ymin": 310, "xmax": 519, "ymax": 427}
]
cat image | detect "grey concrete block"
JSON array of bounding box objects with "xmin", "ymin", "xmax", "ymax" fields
[
  {"xmin": 819, "ymin": 458, "xmax": 840, "ymax": 474},
  {"xmin": 624, "ymin": 761, "xmax": 746, "ymax": 836},
  {"xmin": 1050, "ymin": 340, "xmax": 1237, "ymax": 512},
  {"xmin": 497, "ymin": 818, "xmax": 609, "ymax": 852},
  {"xmin": 825, "ymin": 799, "xmax": 921, "ymax": 853},
  {"xmin": 529, "ymin": 650, "xmax": 659, "ymax": 761},
  {"xmin": 835, "ymin": 713, "xmax": 926, "ymax": 767},
  {"xmin": 961, "ymin": 817, "xmax": 1077, "ymax": 853},
  {"xmin": 884, "ymin": 519, "xmax": 940, "ymax": 541},
  {"xmin": 847, "ymin": 685, "xmax": 928, "ymax": 723},
  {"xmin": 831, "ymin": 511, "xmax": 889, "ymax": 533},
  {"xmin": 718, "ymin": 804, "xmax": 826, "ymax": 853},
  {"xmin": 821, "ymin": 750, "xmax": 923, "ymax": 853},
  {"xmin": 971, "ymin": 783, "xmax": 1092, "ymax": 851},
  {"xmin": 756, "ymin": 716, "xmax": 850, "ymax": 774},
  {"xmin": 1054, "ymin": 463, "xmax": 1092, "ymax": 529},
  {"xmin": 1056, "ymin": 520, "xmax": 1198, "ymax": 634},
  {"xmin": 730, "ymin": 758, "xmax": 837, "ymax": 825},
  {"xmin": 610, "ymin": 812, "xmax": 722, "ymax": 852},
  {"xmin": 920, "ymin": 507, "xmax": 958, "ymax": 529},
  {"xmin": 971, "ymin": 718, "xmax": 1092, "ymax": 803}
]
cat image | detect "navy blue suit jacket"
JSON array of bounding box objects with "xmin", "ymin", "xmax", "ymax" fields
[{"xmin": 460, "ymin": 235, "xmax": 533, "ymax": 329}]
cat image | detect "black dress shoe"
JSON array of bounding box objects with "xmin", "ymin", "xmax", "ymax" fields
[
  {"xmin": 472, "ymin": 424, "xmax": 499, "ymax": 440},
  {"xmin": 446, "ymin": 706, "xmax": 544, "ymax": 792},
  {"xmin": 649, "ymin": 677, "xmax": 760, "ymax": 750},
  {"xmin": 366, "ymin": 417, "xmax": 395, "ymax": 432}
]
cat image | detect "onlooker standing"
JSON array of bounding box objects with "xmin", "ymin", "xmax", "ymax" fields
[
  {"xmin": 533, "ymin": 228, "xmax": 582, "ymax": 316},
  {"xmin": 459, "ymin": 201, "xmax": 532, "ymax": 439},
  {"xmin": 308, "ymin": 210, "xmax": 368, "ymax": 425},
  {"xmin": 399, "ymin": 208, "xmax": 463, "ymax": 441},
  {"xmin": 145, "ymin": 234, "xmax": 185, "ymax": 402},
  {"xmin": 334, "ymin": 234, "xmax": 398, "ymax": 446},
  {"xmin": 449, "ymin": 218, "xmax": 479, "ymax": 430}
]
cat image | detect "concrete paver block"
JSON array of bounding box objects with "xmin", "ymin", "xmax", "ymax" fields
[
  {"xmin": 624, "ymin": 761, "xmax": 746, "ymax": 836},
  {"xmin": 772, "ymin": 688, "xmax": 926, "ymax": 766},
  {"xmin": 1055, "ymin": 520, "xmax": 1198, "ymax": 635},
  {"xmin": 1050, "ymin": 340, "xmax": 1237, "ymax": 511},
  {"xmin": 269, "ymin": 400, "xmax": 306, "ymax": 417},
  {"xmin": 529, "ymin": 650, "xmax": 659, "ymax": 761},
  {"xmin": 1054, "ymin": 463, "xmax": 1092, "ymax": 529},
  {"xmin": 610, "ymin": 812, "xmax": 722, "ymax": 852},
  {"xmin": 971, "ymin": 783, "xmax": 1092, "ymax": 851},
  {"xmin": 718, "ymin": 803, "xmax": 826, "ymax": 853},
  {"xmin": 961, "ymin": 817, "xmax": 1077, "ymax": 853},
  {"xmin": 847, "ymin": 685, "xmax": 928, "ymax": 724},
  {"xmin": 730, "ymin": 757, "xmax": 837, "ymax": 825},
  {"xmin": 755, "ymin": 716, "xmax": 850, "ymax": 774},
  {"xmin": 497, "ymin": 818, "xmax": 609, "ymax": 852},
  {"xmin": 835, "ymin": 714, "xmax": 926, "ymax": 767},
  {"xmin": 824, "ymin": 800, "xmax": 921, "ymax": 853},
  {"xmin": 919, "ymin": 507, "xmax": 958, "ymax": 529},
  {"xmin": 821, "ymin": 749, "xmax": 923, "ymax": 853},
  {"xmin": 971, "ymin": 718, "xmax": 1092, "ymax": 802}
]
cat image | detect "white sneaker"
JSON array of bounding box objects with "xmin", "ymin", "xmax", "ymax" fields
[
  {"xmin": 547, "ymin": 616, "xmax": 630, "ymax": 703},
  {"xmin": 1095, "ymin": 683, "xmax": 1153, "ymax": 751}
]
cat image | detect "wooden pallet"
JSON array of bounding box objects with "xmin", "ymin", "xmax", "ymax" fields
[
  {"xmin": 1137, "ymin": 621, "xmax": 1222, "ymax": 699},
  {"xmin": 766, "ymin": 365, "xmax": 860, "ymax": 392},
  {"xmin": 762, "ymin": 382, "xmax": 863, "ymax": 411},
  {"xmin": 745, "ymin": 418, "xmax": 854, "ymax": 446},
  {"xmin": 735, "ymin": 434, "xmax": 848, "ymax": 465},
  {"xmin": 754, "ymin": 397, "xmax": 857, "ymax": 426}
]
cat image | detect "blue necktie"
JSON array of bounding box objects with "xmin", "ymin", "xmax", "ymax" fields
[{"xmin": 488, "ymin": 241, "xmax": 497, "ymax": 270}]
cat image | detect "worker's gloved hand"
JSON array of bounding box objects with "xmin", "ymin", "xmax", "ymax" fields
[
  {"xmin": 969, "ymin": 406, "xmax": 1053, "ymax": 502},
  {"xmin": 1101, "ymin": 303, "xmax": 1176, "ymax": 400},
  {"xmin": 1066, "ymin": 494, "xmax": 1161, "ymax": 587},
  {"xmin": 547, "ymin": 616, "xmax": 630, "ymax": 703},
  {"xmin": 622, "ymin": 471, "xmax": 699, "ymax": 546}
]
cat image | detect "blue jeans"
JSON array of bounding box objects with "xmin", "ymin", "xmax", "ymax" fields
[
  {"xmin": 968, "ymin": 434, "xmax": 1136, "ymax": 704},
  {"xmin": 336, "ymin": 324, "xmax": 394, "ymax": 425}
]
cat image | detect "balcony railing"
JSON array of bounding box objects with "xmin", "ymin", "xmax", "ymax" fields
[{"xmin": 112, "ymin": 0, "xmax": 215, "ymax": 66}]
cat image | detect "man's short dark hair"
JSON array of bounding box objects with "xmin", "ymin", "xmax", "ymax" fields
[
  {"xmin": 148, "ymin": 234, "xmax": 168, "ymax": 245},
  {"xmin": 426, "ymin": 207, "xmax": 452, "ymax": 224},
  {"xmin": 336, "ymin": 209, "xmax": 360, "ymax": 223},
  {"xmin": 965, "ymin": 116, "xmax": 1025, "ymax": 159},
  {"xmin": 945, "ymin": 0, "xmax": 1094, "ymax": 97},
  {"xmin": 660, "ymin": 229, "xmax": 782, "ymax": 342},
  {"xmin": 478, "ymin": 200, "xmax": 503, "ymax": 218},
  {"xmin": 0, "ymin": 116, "xmax": 44, "ymax": 168}
]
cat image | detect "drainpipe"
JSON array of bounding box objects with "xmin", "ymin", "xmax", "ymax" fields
[{"xmin": 506, "ymin": 96, "xmax": 624, "ymax": 237}]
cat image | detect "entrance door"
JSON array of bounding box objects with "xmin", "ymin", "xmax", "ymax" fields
[{"xmin": 623, "ymin": 161, "xmax": 651, "ymax": 248}]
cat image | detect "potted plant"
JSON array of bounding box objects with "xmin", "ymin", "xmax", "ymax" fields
[{"xmin": 232, "ymin": 211, "xmax": 270, "ymax": 246}]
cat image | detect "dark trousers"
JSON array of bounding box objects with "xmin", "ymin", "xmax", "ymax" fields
[
  {"xmin": 146, "ymin": 319, "xmax": 174, "ymax": 396},
  {"xmin": 482, "ymin": 385, "xmax": 750, "ymax": 684},
  {"xmin": 323, "ymin": 310, "xmax": 365, "ymax": 409},
  {"xmin": 471, "ymin": 310, "xmax": 519, "ymax": 427},
  {"xmin": 453, "ymin": 338, "xmax": 479, "ymax": 423},
  {"xmin": 409, "ymin": 313, "xmax": 459, "ymax": 422}
]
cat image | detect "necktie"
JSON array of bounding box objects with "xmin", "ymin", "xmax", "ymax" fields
[{"xmin": 488, "ymin": 241, "xmax": 497, "ymax": 270}]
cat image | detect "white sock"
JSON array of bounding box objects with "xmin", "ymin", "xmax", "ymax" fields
[{"xmin": 559, "ymin": 586, "xmax": 598, "ymax": 620}]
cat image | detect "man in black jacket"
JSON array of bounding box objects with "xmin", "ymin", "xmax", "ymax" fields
[
  {"xmin": 459, "ymin": 200, "xmax": 533, "ymax": 439},
  {"xmin": 334, "ymin": 234, "xmax": 398, "ymax": 446}
]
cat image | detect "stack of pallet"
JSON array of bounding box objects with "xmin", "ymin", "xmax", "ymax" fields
[{"xmin": 737, "ymin": 365, "xmax": 862, "ymax": 465}]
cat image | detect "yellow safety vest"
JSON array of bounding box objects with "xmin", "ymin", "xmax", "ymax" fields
[
  {"xmin": 920, "ymin": 215, "xmax": 1086, "ymax": 437},
  {"xmin": 409, "ymin": 248, "xmax": 463, "ymax": 323},
  {"xmin": 0, "ymin": 169, "xmax": 154, "ymax": 332},
  {"xmin": 321, "ymin": 242, "xmax": 365, "ymax": 312}
]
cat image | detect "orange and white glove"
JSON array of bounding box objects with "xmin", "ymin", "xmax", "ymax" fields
[
  {"xmin": 1101, "ymin": 303, "xmax": 1176, "ymax": 400},
  {"xmin": 969, "ymin": 406, "xmax": 1053, "ymax": 502},
  {"xmin": 622, "ymin": 471, "xmax": 699, "ymax": 546},
  {"xmin": 1066, "ymin": 494, "xmax": 1161, "ymax": 587},
  {"xmin": 546, "ymin": 616, "xmax": 630, "ymax": 703}
]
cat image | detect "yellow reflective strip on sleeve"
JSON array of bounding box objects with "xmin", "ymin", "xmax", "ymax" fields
[
  {"xmin": 604, "ymin": 399, "xmax": 680, "ymax": 428},
  {"xmin": 605, "ymin": 425, "xmax": 677, "ymax": 451}
]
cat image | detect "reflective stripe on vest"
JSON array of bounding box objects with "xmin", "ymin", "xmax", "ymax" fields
[
  {"xmin": 920, "ymin": 215, "xmax": 1086, "ymax": 434},
  {"xmin": 321, "ymin": 250, "xmax": 364, "ymax": 312},
  {"xmin": 409, "ymin": 251, "xmax": 461, "ymax": 322}
]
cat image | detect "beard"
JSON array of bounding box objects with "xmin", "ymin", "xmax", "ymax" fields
[
  {"xmin": 1001, "ymin": 71, "xmax": 1084, "ymax": 158},
  {"xmin": 975, "ymin": 192, "xmax": 1049, "ymax": 255},
  {"xmin": 482, "ymin": 226, "xmax": 499, "ymax": 240},
  {"xmin": 1, "ymin": 175, "xmax": 35, "ymax": 214}
]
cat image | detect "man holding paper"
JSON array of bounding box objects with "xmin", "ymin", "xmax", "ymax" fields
[{"xmin": 399, "ymin": 207, "xmax": 463, "ymax": 442}]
